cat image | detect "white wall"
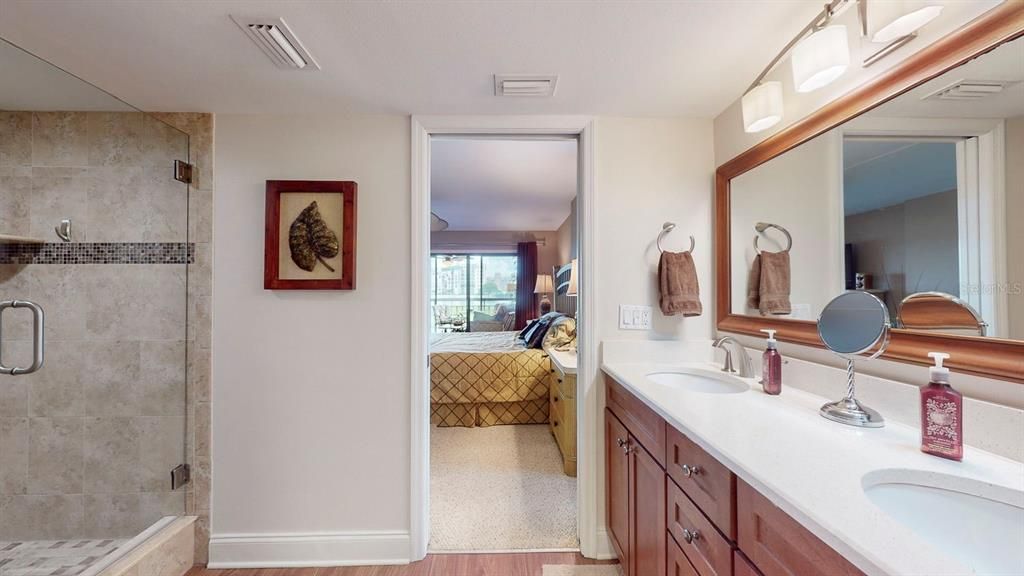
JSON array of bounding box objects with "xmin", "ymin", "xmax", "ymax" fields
[
  {"xmin": 212, "ymin": 114, "xmax": 716, "ymax": 563},
  {"xmin": 597, "ymin": 117, "xmax": 716, "ymax": 342},
  {"xmin": 729, "ymin": 129, "xmax": 843, "ymax": 319},
  {"xmin": 212, "ymin": 115, "xmax": 412, "ymax": 558}
]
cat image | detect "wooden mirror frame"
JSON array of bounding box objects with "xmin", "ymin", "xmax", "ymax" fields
[{"xmin": 715, "ymin": 3, "xmax": 1024, "ymax": 383}]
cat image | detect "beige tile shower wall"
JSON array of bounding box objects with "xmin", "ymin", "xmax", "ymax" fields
[
  {"xmin": 152, "ymin": 112, "xmax": 213, "ymax": 565},
  {"xmin": 0, "ymin": 111, "xmax": 190, "ymax": 540}
]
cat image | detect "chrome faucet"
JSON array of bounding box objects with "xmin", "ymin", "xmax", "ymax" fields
[{"xmin": 712, "ymin": 336, "xmax": 755, "ymax": 378}]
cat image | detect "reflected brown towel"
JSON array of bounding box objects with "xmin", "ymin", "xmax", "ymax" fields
[
  {"xmin": 659, "ymin": 251, "xmax": 702, "ymax": 317},
  {"xmin": 747, "ymin": 251, "xmax": 791, "ymax": 315}
]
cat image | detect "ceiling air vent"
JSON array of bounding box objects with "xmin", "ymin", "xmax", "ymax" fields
[
  {"xmin": 231, "ymin": 15, "xmax": 320, "ymax": 70},
  {"xmin": 494, "ymin": 74, "xmax": 558, "ymax": 97},
  {"xmin": 923, "ymin": 79, "xmax": 1016, "ymax": 101}
]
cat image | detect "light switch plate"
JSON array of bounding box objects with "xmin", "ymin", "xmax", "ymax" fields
[{"xmin": 619, "ymin": 305, "xmax": 653, "ymax": 330}]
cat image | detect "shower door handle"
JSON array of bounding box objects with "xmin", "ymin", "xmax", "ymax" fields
[{"xmin": 0, "ymin": 300, "xmax": 45, "ymax": 375}]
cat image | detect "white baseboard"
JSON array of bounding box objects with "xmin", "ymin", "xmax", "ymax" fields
[{"xmin": 207, "ymin": 530, "xmax": 410, "ymax": 568}]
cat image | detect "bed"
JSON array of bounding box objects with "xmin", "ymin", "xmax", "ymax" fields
[
  {"xmin": 430, "ymin": 262, "xmax": 577, "ymax": 428},
  {"xmin": 429, "ymin": 331, "xmax": 550, "ymax": 427}
]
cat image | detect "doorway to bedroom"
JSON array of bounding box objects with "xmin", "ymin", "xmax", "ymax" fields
[{"xmin": 426, "ymin": 134, "xmax": 581, "ymax": 552}]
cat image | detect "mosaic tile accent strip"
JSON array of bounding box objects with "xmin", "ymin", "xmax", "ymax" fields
[
  {"xmin": 0, "ymin": 243, "xmax": 194, "ymax": 265},
  {"xmin": 0, "ymin": 539, "xmax": 125, "ymax": 576}
]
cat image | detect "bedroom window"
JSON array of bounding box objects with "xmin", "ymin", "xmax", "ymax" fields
[{"xmin": 431, "ymin": 253, "xmax": 517, "ymax": 332}]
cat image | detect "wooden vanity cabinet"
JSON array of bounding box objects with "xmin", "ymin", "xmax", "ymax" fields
[
  {"xmin": 604, "ymin": 375, "xmax": 864, "ymax": 576},
  {"xmin": 736, "ymin": 479, "xmax": 862, "ymax": 576}
]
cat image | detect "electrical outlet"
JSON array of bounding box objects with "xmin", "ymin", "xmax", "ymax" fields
[{"xmin": 619, "ymin": 305, "xmax": 652, "ymax": 330}]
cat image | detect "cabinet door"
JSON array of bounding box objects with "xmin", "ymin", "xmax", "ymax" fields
[
  {"xmin": 737, "ymin": 479, "xmax": 863, "ymax": 576},
  {"xmin": 630, "ymin": 441, "xmax": 666, "ymax": 576},
  {"xmin": 606, "ymin": 409, "xmax": 631, "ymax": 572}
]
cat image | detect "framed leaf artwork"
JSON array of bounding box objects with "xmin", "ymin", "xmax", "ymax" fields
[{"xmin": 264, "ymin": 180, "xmax": 357, "ymax": 290}]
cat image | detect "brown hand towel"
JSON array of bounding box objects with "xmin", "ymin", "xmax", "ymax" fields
[
  {"xmin": 658, "ymin": 251, "xmax": 702, "ymax": 317},
  {"xmin": 746, "ymin": 254, "xmax": 762, "ymax": 310},
  {"xmin": 751, "ymin": 250, "xmax": 791, "ymax": 315}
]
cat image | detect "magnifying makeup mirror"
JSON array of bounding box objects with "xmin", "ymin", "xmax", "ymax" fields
[{"xmin": 817, "ymin": 291, "xmax": 890, "ymax": 428}]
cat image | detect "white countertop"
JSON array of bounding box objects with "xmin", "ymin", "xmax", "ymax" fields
[
  {"xmin": 546, "ymin": 347, "xmax": 577, "ymax": 374},
  {"xmin": 602, "ymin": 359, "xmax": 1024, "ymax": 576}
]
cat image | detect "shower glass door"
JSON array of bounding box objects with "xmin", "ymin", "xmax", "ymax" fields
[{"xmin": 0, "ymin": 37, "xmax": 189, "ymax": 572}]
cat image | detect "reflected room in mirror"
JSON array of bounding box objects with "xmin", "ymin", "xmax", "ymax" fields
[{"xmin": 729, "ymin": 34, "xmax": 1023, "ymax": 343}]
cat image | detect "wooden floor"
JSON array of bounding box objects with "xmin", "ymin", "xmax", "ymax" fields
[{"xmin": 186, "ymin": 552, "xmax": 617, "ymax": 576}]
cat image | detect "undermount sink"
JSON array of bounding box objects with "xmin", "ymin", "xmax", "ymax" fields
[
  {"xmin": 863, "ymin": 469, "xmax": 1024, "ymax": 575},
  {"xmin": 646, "ymin": 368, "xmax": 749, "ymax": 395}
]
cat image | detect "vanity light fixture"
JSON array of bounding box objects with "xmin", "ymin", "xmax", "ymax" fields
[
  {"xmin": 741, "ymin": 81, "xmax": 784, "ymax": 133},
  {"xmin": 792, "ymin": 24, "xmax": 850, "ymax": 93},
  {"xmin": 870, "ymin": 3, "xmax": 943, "ymax": 43},
  {"xmin": 738, "ymin": 0, "xmax": 856, "ymax": 133},
  {"xmin": 737, "ymin": 0, "xmax": 944, "ymax": 131},
  {"xmin": 861, "ymin": 1, "xmax": 943, "ymax": 67}
]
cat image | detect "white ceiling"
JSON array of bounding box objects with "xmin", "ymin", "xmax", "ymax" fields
[
  {"xmin": 0, "ymin": 0, "xmax": 823, "ymax": 117},
  {"xmin": 843, "ymin": 139, "xmax": 957, "ymax": 215},
  {"xmin": 0, "ymin": 38, "xmax": 135, "ymax": 111},
  {"xmin": 431, "ymin": 137, "xmax": 577, "ymax": 231},
  {"xmin": 867, "ymin": 35, "xmax": 1024, "ymax": 119}
]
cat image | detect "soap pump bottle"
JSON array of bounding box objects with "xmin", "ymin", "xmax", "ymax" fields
[
  {"xmin": 760, "ymin": 329, "xmax": 782, "ymax": 395},
  {"xmin": 920, "ymin": 352, "xmax": 963, "ymax": 461}
]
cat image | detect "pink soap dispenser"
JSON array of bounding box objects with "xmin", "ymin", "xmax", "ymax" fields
[
  {"xmin": 760, "ymin": 329, "xmax": 782, "ymax": 395},
  {"xmin": 920, "ymin": 352, "xmax": 963, "ymax": 461}
]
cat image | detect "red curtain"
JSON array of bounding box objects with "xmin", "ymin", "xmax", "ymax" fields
[{"xmin": 515, "ymin": 241, "xmax": 538, "ymax": 329}]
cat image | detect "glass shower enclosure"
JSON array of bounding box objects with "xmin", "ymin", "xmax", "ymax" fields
[{"xmin": 1, "ymin": 36, "xmax": 190, "ymax": 574}]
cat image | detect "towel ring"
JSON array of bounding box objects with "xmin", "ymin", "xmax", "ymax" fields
[
  {"xmin": 657, "ymin": 222, "xmax": 695, "ymax": 254},
  {"xmin": 754, "ymin": 222, "xmax": 792, "ymax": 254}
]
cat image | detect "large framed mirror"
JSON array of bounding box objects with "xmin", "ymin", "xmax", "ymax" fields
[{"xmin": 715, "ymin": 3, "xmax": 1024, "ymax": 382}]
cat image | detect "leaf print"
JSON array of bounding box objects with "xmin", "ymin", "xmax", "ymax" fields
[{"xmin": 289, "ymin": 200, "xmax": 340, "ymax": 272}]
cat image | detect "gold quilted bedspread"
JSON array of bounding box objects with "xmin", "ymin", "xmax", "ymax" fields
[{"xmin": 430, "ymin": 349, "xmax": 550, "ymax": 427}]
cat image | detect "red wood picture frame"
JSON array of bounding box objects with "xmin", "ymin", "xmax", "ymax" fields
[{"xmin": 264, "ymin": 180, "xmax": 357, "ymax": 290}]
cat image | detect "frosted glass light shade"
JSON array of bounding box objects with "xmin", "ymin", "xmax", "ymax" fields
[
  {"xmin": 792, "ymin": 25, "xmax": 849, "ymax": 93},
  {"xmin": 742, "ymin": 81, "xmax": 783, "ymax": 133},
  {"xmin": 871, "ymin": 4, "xmax": 943, "ymax": 43}
]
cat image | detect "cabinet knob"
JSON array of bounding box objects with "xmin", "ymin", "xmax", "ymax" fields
[
  {"xmin": 553, "ymin": 396, "xmax": 559, "ymax": 402},
  {"xmin": 616, "ymin": 437, "xmax": 627, "ymax": 448},
  {"xmin": 682, "ymin": 528, "xmax": 701, "ymax": 544},
  {"xmin": 553, "ymin": 420, "xmax": 559, "ymax": 427},
  {"xmin": 681, "ymin": 464, "xmax": 702, "ymax": 478}
]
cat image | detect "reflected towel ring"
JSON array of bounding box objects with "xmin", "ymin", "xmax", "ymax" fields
[
  {"xmin": 754, "ymin": 222, "xmax": 792, "ymax": 253},
  {"xmin": 657, "ymin": 222, "xmax": 695, "ymax": 254}
]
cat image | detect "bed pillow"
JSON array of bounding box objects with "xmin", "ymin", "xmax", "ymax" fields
[
  {"xmin": 518, "ymin": 318, "xmax": 540, "ymax": 341},
  {"xmin": 525, "ymin": 312, "xmax": 565, "ymax": 349},
  {"xmin": 543, "ymin": 316, "xmax": 576, "ymax": 349}
]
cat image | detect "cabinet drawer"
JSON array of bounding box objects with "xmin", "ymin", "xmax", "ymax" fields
[
  {"xmin": 737, "ymin": 479, "xmax": 863, "ymax": 576},
  {"xmin": 606, "ymin": 375, "xmax": 665, "ymax": 466},
  {"xmin": 668, "ymin": 532, "xmax": 701, "ymax": 576},
  {"xmin": 668, "ymin": 477, "xmax": 732, "ymax": 576},
  {"xmin": 666, "ymin": 426, "xmax": 736, "ymax": 539},
  {"xmin": 556, "ymin": 370, "xmax": 576, "ymax": 399}
]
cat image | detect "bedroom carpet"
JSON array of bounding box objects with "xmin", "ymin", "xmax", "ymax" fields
[{"xmin": 430, "ymin": 424, "xmax": 578, "ymax": 551}]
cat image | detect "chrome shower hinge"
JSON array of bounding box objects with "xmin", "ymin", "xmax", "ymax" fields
[
  {"xmin": 171, "ymin": 463, "xmax": 191, "ymax": 490},
  {"xmin": 174, "ymin": 160, "xmax": 194, "ymax": 184}
]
